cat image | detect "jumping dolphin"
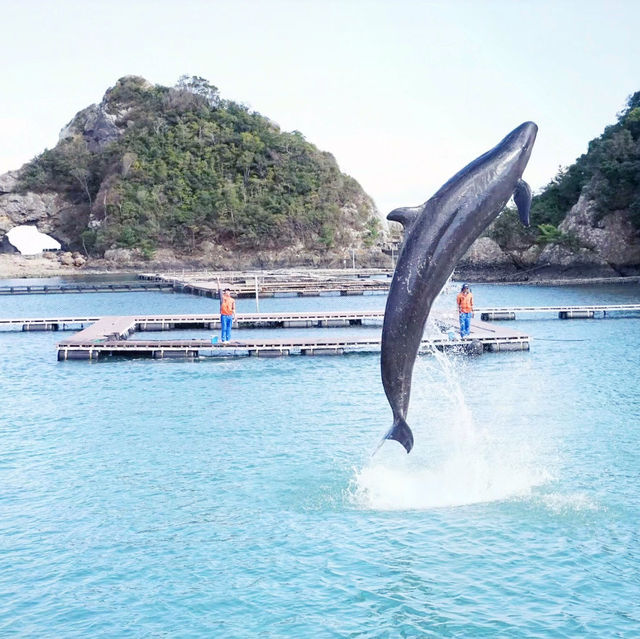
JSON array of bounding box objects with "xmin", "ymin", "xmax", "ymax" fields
[{"xmin": 380, "ymin": 121, "xmax": 538, "ymax": 453}]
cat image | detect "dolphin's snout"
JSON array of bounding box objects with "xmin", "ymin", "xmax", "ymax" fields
[
  {"xmin": 516, "ymin": 121, "xmax": 538, "ymax": 147},
  {"xmin": 499, "ymin": 122, "xmax": 538, "ymax": 160},
  {"xmin": 506, "ymin": 121, "xmax": 538, "ymax": 167}
]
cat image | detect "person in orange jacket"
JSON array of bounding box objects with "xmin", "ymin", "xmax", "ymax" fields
[
  {"xmin": 218, "ymin": 285, "xmax": 236, "ymax": 342},
  {"xmin": 456, "ymin": 283, "xmax": 474, "ymax": 337}
]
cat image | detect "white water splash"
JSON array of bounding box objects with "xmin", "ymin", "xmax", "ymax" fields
[
  {"xmin": 351, "ymin": 449, "xmax": 551, "ymax": 511},
  {"xmin": 350, "ymin": 347, "xmax": 553, "ymax": 511},
  {"xmin": 537, "ymin": 491, "xmax": 600, "ymax": 514}
]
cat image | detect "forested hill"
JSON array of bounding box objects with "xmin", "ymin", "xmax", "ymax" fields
[
  {"xmin": 532, "ymin": 91, "xmax": 640, "ymax": 229},
  {"xmin": 14, "ymin": 75, "xmax": 381, "ymax": 260},
  {"xmin": 479, "ymin": 91, "xmax": 640, "ymax": 278}
]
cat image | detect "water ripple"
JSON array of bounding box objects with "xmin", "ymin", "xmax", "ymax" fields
[{"xmin": 1, "ymin": 284, "xmax": 640, "ymax": 636}]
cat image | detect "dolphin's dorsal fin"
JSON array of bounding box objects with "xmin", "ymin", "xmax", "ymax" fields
[
  {"xmin": 513, "ymin": 179, "xmax": 532, "ymax": 227},
  {"xmin": 387, "ymin": 206, "xmax": 421, "ymax": 229}
]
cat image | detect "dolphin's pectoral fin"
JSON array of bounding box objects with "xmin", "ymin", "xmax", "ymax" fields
[
  {"xmin": 385, "ymin": 416, "xmax": 414, "ymax": 453},
  {"xmin": 387, "ymin": 206, "xmax": 421, "ymax": 229},
  {"xmin": 513, "ymin": 179, "xmax": 532, "ymax": 227}
]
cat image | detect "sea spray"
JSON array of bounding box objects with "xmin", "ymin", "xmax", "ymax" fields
[{"xmin": 350, "ymin": 339, "xmax": 551, "ymax": 510}]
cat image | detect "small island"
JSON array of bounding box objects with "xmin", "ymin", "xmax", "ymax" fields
[{"xmin": 1, "ymin": 77, "xmax": 639, "ymax": 281}]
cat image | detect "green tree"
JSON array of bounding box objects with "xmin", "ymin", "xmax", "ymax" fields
[{"xmin": 16, "ymin": 75, "xmax": 380, "ymax": 255}]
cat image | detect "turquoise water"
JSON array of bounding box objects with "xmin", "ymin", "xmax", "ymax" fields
[{"xmin": 1, "ymin": 281, "xmax": 639, "ymax": 637}]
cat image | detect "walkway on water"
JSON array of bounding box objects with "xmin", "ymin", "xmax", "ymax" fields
[
  {"xmin": 0, "ymin": 269, "xmax": 393, "ymax": 297},
  {"xmin": 479, "ymin": 304, "xmax": 640, "ymax": 320},
  {"xmin": 0, "ymin": 282, "xmax": 173, "ymax": 295},
  {"xmin": 2, "ymin": 310, "xmax": 386, "ymax": 332},
  {"xmin": 159, "ymin": 274, "xmax": 391, "ymax": 298},
  {"xmin": 55, "ymin": 313, "xmax": 529, "ymax": 360},
  {"xmin": 4, "ymin": 267, "xmax": 639, "ymax": 300},
  {"xmin": 3, "ymin": 305, "xmax": 640, "ymax": 333},
  {"xmin": 139, "ymin": 269, "xmax": 393, "ymax": 297}
]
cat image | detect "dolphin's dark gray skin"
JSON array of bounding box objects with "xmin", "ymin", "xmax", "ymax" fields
[{"xmin": 381, "ymin": 121, "xmax": 538, "ymax": 453}]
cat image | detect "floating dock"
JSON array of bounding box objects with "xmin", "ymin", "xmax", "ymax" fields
[
  {"xmin": 1, "ymin": 311, "xmax": 386, "ymax": 332},
  {"xmin": 0, "ymin": 271, "xmax": 391, "ymax": 297},
  {"xmin": 0, "ymin": 316, "xmax": 102, "ymax": 331},
  {"xmin": 3, "ymin": 304, "xmax": 639, "ymax": 333},
  {"xmin": 139, "ymin": 269, "xmax": 392, "ymax": 298},
  {"xmin": 0, "ymin": 282, "xmax": 173, "ymax": 295},
  {"xmin": 479, "ymin": 304, "xmax": 640, "ymax": 320},
  {"xmin": 54, "ymin": 312, "xmax": 530, "ymax": 360},
  {"xmin": 169, "ymin": 278, "xmax": 389, "ymax": 298}
]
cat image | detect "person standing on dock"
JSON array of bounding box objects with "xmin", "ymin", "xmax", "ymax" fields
[
  {"xmin": 219, "ymin": 287, "xmax": 236, "ymax": 342},
  {"xmin": 456, "ymin": 283, "xmax": 474, "ymax": 337}
]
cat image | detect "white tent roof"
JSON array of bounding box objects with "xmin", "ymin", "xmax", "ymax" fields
[{"xmin": 6, "ymin": 225, "xmax": 61, "ymax": 255}]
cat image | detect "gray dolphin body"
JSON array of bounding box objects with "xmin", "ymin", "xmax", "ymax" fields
[{"xmin": 381, "ymin": 121, "xmax": 538, "ymax": 453}]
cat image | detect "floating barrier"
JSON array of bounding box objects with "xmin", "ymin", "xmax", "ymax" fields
[
  {"xmin": 5, "ymin": 305, "xmax": 639, "ymax": 334},
  {"xmin": 558, "ymin": 310, "xmax": 595, "ymax": 319},
  {"xmin": 480, "ymin": 311, "xmax": 516, "ymax": 321},
  {"xmin": 0, "ymin": 283, "xmax": 173, "ymax": 295},
  {"xmin": 22, "ymin": 322, "xmax": 59, "ymax": 331}
]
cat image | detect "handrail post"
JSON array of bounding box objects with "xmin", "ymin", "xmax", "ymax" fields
[{"xmin": 254, "ymin": 275, "xmax": 260, "ymax": 312}]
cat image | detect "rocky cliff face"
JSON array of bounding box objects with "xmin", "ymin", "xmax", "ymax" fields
[
  {"xmin": 532, "ymin": 194, "xmax": 640, "ymax": 277},
  {"xmin": 555, "ymin": 194, "xmax": 640, "ymax": 271},
  {"xmin": 0, "ymin": 171, "xmax": 78, "ymax": 248},
  {"xmin": 457, "ymin": 193, "xmax": 640, "ymax": 280},
  {"xmin": 0, "ymin": 78, "xmax": 144, "ymax": 253},
  {"xmin": 58, "ymin": 75, "xmax": 150, "ymax": 151}
]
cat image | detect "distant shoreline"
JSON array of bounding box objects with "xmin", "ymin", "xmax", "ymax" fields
[
  {"xmin": 1, "ymin": 254, "xmax": 639, "ymax": 286},
  {"xmin": 0, "ymin": 255, "xmax": 113, "ymax": 279}
]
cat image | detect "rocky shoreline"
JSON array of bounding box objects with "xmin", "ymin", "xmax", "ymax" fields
[
  {"xmin": 3, "ymin": 166, "xmax": 640, "ymax": 284},
  {"xmin": 1, "ymin": 252, "xmax": 639, "ymax": 287}
]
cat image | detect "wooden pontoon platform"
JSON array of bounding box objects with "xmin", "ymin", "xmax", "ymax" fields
[
  {"xmin": 3, "ymin": 304, "xmax": 638, "ymax": 333},
  {"xmin": 54, "ymin": 312, "xmax": 530, "ymax": 360}
]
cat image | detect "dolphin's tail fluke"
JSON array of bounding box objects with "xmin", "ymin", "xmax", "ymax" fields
[{"xmin": 385, "ymin": 416, "xmax": 414, "ymax": 453}]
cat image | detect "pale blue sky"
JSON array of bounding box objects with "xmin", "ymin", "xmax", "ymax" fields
[{"xmin": 1, "ymin": 0, "xmax": 638, "ymax": 215}]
